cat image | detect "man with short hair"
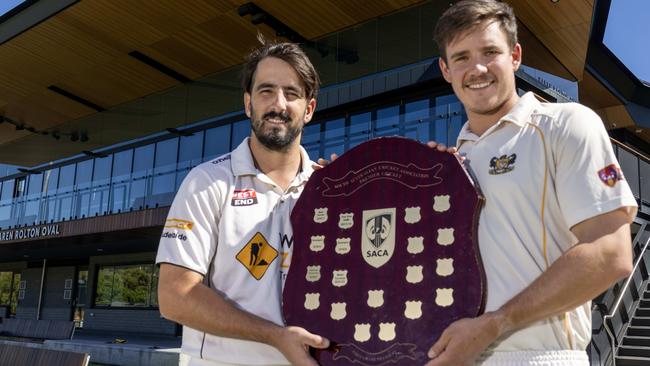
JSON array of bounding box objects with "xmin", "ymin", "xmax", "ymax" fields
[
  {"xmin": 426, "ymin": 1, "xmax": 637, "ymax": 365},
  {"xmin": 156, "ymin": 39, "xmax": 328, "ymax": 366}
]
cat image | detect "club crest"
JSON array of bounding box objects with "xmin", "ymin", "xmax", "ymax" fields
[
  {"xmin": 489, "ymin": 154, "xmax": 517, "ymax": 175},
  {"xmin": 598, "ymin": 164, "xmax": 624, "ymax": 187},
  {"xmin": 361, "ymin": 208, "xmax": 396, "ymax": 268}
]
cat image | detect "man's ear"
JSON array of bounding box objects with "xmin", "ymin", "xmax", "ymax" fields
[
  {"xmin": 512, "ymin": 43, "xmax": 522, "ymax": 71},
  {"xmin": 303, "ymin": 98, "xmax": 317, "ymax": 124},
  {"xmin": 439, "ymin": 57, "xmax": 451, "ymax": 83},
  {"xmin": 244, "ymin": 93, "xmax": 252, "ymax": 118}
]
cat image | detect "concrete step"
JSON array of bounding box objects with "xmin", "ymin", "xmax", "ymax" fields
[
  {"xmin": 616, "ymin": 355, "xmax": 650, "ymax": 366},
  {"xmin": 619, "ymin": 345, "xmax": 650, "ymax": 358},
  {"xmin": 623, "ymin": 336, "xmax": 650, "ymax": 347},
  {"xmin": 627, "ymin": 326, "xmax": 650, "ymax": 337},
  {"xmin": 635, "ymin": 308, "xmax": 650, "ymax": 317},
  {"xmin": 631, "ymin": 317, "xmax": 650, "ymax": 327}
]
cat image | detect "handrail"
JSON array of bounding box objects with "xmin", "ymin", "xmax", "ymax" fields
[
  {"xmin": 611, "ymin": 137, "xmax": 650, "ymax": 165},
  {"xmin": 603, "ymin": 231, "xmax": 650, "ymax": 365}
]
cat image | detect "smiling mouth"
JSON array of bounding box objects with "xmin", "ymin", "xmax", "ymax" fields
[
  {"xmin": 465, "ymin": 80, "xmax": 494, "ymax": 90},
  {"xmin": 264, "ymin": 117, "xmax": 287, "ymax": 125}
]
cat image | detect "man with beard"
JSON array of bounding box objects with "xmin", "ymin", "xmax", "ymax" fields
[
  {"xmin": 424, "ymin": 1, "xmax": 637, "ymax": 365},
  {"xmin": 156, "ymin": 38, "xmax": 329, "ymax": 366}
]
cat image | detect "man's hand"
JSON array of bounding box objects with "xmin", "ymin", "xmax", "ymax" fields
[
  {"xmin": 425, "ymin": 312, "xmax": 504, "ymax": 366},
  {"xmin": 272, "ymin": 326, "xmax": 330, "ymax": 366},
  {"xmin": 313, "ymin": 153, "xmax": 338, "ymax": 170},
  {"xmin": 426, "ymin": 141, "xmax": 457, "ymax": 154}
]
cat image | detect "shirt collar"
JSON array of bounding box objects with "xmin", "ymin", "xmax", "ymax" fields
[
  {"xmin": 231, "ymin": 137, "xmax": 314, "ymax": 185},
  {"xmin": 457, "ymin": 92, "xmax": 541, "ymax": 144}
]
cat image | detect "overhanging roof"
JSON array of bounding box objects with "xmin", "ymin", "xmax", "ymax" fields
[{"xmin": 1, "ymin": 0, "xmax": 639, "ymax": 167}]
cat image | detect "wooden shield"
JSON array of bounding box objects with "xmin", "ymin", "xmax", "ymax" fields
[{"xmin": 283, "ymin": 137, "xmax": 485, "ymax": 365}]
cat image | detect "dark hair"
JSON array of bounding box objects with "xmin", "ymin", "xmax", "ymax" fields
[
  {"xmin": 433, "ymin": 0, "xmax": 518, "ymax": 61},
  {"xmin": 242, "ymin": 35, "xmax": 320, "ymax": 100}
]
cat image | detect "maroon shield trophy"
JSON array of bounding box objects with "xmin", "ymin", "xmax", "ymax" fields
[{"xmin": 283, "ymin": 137, "xmax": 485, "ymax": 365}]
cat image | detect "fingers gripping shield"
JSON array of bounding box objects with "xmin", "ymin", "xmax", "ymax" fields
[{"xmin": 283, "ymin": 137, "xmax": 485, "ymax": 365}]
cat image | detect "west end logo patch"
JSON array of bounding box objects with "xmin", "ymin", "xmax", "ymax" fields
[
  {"xmin": 598, "ymin": 164, "xmax": 624, "ymax": 187},
  {"xmin": 231, "ymin": 189, "xmax": 258, "ymax": 206},
  {"xmin": 164, "ymin": 218, "xmax": 193, "ymax": 230},
  {"xmin": 236, "ymin": 232, "xmax": 278, "ymax": 280},
  {"xmin": 361, "ymin": 208, "xmax": 396, "ymax": 268},
  {"xmin": 489, "ymin": 154, "xmax": 517, "ymax": 175}
]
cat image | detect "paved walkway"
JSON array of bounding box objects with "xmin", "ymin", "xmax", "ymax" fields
[{"xmin": 0, "ymin": 329, "xmax": 182, "ymax": 366}]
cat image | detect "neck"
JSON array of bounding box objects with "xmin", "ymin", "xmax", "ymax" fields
[
  {"xmin": 467, "ymin": 93, "xmax": 520, "ymax": 137},
  {"xmin": 248, "ymin": 136, "xmax": 302, "ymax": 191}
]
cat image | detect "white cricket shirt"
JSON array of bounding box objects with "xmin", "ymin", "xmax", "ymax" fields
[
  {"xmin": 156, "ymin": 138, "xmax": 314, "ymax": 365},
  {"xmin": 457, "ymin": 92, "xmax": 637, "ymax": 354}
]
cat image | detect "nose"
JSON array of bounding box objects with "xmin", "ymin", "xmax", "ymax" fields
[
  {"xmin": 271, "ymin": 90, "xmax": 288, "ymax": 111},
  {"xmin": 468, "ymin": 59, "xmax": 488, "ymax": 76}
]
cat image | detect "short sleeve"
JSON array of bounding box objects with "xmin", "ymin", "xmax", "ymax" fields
[
  {"xmin": 553, "ymin": 104, "xmax": 637, "ymax": 228},
  {"xmin": 156, "ymin": 167, "xmax": 221, "ymax": 275}
]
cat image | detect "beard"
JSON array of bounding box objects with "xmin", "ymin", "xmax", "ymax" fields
[{"xmin": 251, "ymin": 108, "xmax": 304, "ymax": 152}]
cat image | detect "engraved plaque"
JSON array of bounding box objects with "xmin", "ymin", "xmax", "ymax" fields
[{"xmin": 283, "ymin": 137, "xmax": 485, "ymax": 365}]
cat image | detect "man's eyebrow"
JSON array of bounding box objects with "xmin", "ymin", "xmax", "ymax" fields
[
  {"xmin": 449, "ymin": 50, "xmax": 469, "ymax": 60},
  {"xmin": 254, "ymin": 82, "xmax": 276, "ymax": 90}
]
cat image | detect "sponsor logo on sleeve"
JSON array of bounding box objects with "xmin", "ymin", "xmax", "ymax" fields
[
  {"xmin": 164, "ymin": 218, "xmax": 194, "ymax": 230},
  {"xmin": 598, "ymin": 164, "xmax": 624, "ymax": 187},
  {"xmin": 236, "ymin": 232, "xmax": 278, "ymax": 280},
  {"xmin": 211, "ymin": 155, "xmax": 231, "ymax": 164},
  {"xmin": 161, "ymin": 231, "xmax": 187, "ymax": 241},
  {"xmin": 231, "ymin": 189, "xmax": 258, "ymax": 206},
  {"xmin": 488, "ymin": 154, "xmax": 517, "ymax": 175}
]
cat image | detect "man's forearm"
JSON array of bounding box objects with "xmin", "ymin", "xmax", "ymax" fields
[{"xmin": 491, "ymin": 210, "xmax": 633, "ymax": 337}]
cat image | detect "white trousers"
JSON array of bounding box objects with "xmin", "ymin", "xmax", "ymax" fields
[{"xmin": 477, "ymin": 350, "xmax": 589, "ymax": 366}]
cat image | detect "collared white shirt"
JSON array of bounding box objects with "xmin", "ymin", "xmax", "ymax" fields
[
  {"xmin": 156, "ymin": 138, "xmax": 314, "ymax": 365},
  {"xmin": 457, "ymin": 92, "xmax": 637, "ymax": 353}
]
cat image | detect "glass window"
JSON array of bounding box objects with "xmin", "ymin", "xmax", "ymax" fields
[
  {"xmin": 89, "ymin": 156, "xmax": 113, "ymax": 217},
  {"xmin": 110, "ymin": 150, "xmax": 133, "ymax": 214},
  {"xmin": 0, "ymin": 179, "xmax": 14, "ymax": 201},
  {"xmin": 177, "ymin": 131, "xmax": 204, "ymax": 188},
  {"xmin": 375, "ymin": 105, "xmax": 400, "ymax": 137},
  {"xmin": 204, "ymin": 125, "xmax": 231, "ymax": 161},
  {"xmin": 150, "ymin": 138, "xmax": 179, "ymax": 207},
  {"xmin": 349, "ymin": 112, "xmax": 371, "ymax": 149},
  {"xmin": 58, "ymin": 164, "xmax": 76, "ymax": 190},
  {"xmin": 323, "ymin": 118, "xmax": 346, "ymax": 158},
  {"xmin": 404, "ymin": 99, "xmax": 430, "ymax": 143},
  {"xmin": 0, "ymin": 271, "xmax": 19, "ymax": 315},
  {"xmin": 75, "ymin": 160, "xmax": 93, "ymax": 187},
  {"xmin": 231, "ymin": 120, "xmax": 250, "ymax": 150},
  {"xmin": 95, "ymin": 264, "xmax": 157, "ymax": 308},
  {"xmin": 302, "ymin": 123, "xmax": 321, "ymax": 160},
  {"xmin": 43, "ymin": 168, "xmax": 59, "ymax": 193},
  {"xmin": 337, "ymin": 19, "xmax": 378, "ymax": 83},
  {"xmin": 130, "ymin": 144, "xmax": 154, "ymax": 210},
  {"xmin": 27, "ymin": 173, "xmax": 43, "ymax": 195},
  {"xmin": 75, "ymin": 160, "xmax": 94, "ymax": 218},
  {"xmin": 112, "ymin": 150, "xmax": 133, "ymax": 178}
]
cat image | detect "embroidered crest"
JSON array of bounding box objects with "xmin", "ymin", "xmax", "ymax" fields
[
  {"xmin": 489, "ymin": 154, "xmax": 517, "ymax": 175},
  {"xmin": 598, "ymin": 164, "xmax": 624, "ymax": 187}
]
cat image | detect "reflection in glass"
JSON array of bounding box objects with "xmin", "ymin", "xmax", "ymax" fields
[
  {"xmin": 111, "ymin": 150, "xmax": 133, "ymax": 213},
  {"xmin": 130, "ymin": 145, "xmax": 154, "ymax": 210},
  {"xmin": 231, "ymin": 120, "xmax": 251, "ymax": 150},
  {"xmin": 89, "ymin": 156, "xmax": 113, "ymax": 217},
  {"xmin": 204, "ymin": 125, "xmax": 231, "ymax": 161},
  {"xmin": 150, "ymin": 138, "xmax": 179, "ymax": 207},
  {"xmin": 95, "ymin": 264, "xmax": 157, "ymax": 308}
]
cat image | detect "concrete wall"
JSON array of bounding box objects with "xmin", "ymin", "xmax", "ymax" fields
[
  {"xmin": 15, "ymin": 267, "xmax": 42, "ymax": 319},
  {"xmin": 41, "ymin": 266, "xmax": 75, "ymax": 321},
  {"xmin": 84, "ymin": 308, "xmax": 175, "ymax": 335}
]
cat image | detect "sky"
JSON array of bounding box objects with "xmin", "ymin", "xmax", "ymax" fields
[
  {"xmin": 604, "ymin": 0, "xmax": 650, "ymax": 84},
  {"xmin": 0, "ymin": 0, "xmax": 26, "ymax": 17}
]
